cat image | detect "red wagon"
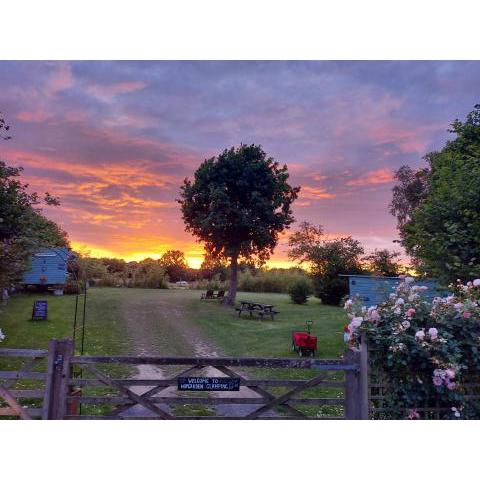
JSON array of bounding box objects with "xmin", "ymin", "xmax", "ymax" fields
[{"xmin": 291, "ymin": 321, "xmax": 317, "ymax": 357}]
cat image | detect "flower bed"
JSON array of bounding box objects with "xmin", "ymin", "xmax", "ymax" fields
[{"xmin": 344, "ymin": 277, "xmax": 480, "ymax": 419}]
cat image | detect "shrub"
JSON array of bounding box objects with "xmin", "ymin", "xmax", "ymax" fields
[
  {"xmin": 191, "ymin": 275, "xmax": 228, "ymax": 291},
  {"xmin": 313, "ymin": 274, "xmax": 350, "ymax": 305},
  {"xmin": 289, "ymin": 278, "xmax": 313, "ymax": 304},
  {"xmin": 237, "ymin": 268, "xmax": 308, "ymax": 294},
  {"xmin": 344, "ymin": 277, "xmax": 480, "ymax": 419}
]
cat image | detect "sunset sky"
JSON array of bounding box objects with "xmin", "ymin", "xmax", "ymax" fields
[{"xmin": 1, "ymin": 61, "xmax": 479, "ymax": 268}]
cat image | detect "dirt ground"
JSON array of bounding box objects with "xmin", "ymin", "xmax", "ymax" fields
[{"xmin": 117, "ymin": 289, "xmax": 270, "ymax": 417}]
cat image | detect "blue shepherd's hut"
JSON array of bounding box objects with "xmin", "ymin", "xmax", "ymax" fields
[
  {"xmin": 22, "ymin": 248, "xmax": 71, "ymax": 292},
  {"xmin": 341, "ymin": 274, "xmax": 443, "ymax": 307}
]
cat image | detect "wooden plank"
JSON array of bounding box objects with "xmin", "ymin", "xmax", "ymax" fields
[
  {"xmin": 0, "ymin": 348, "xmax": 48, "ymax": 357},
  {"xmin": 358, "ymin": 334, "xmax": 369, "ymax": 420},
  {"xmin": 344, "ymin": 349, "xmax": 359, "ymax": 419},
  {"xmin": 70, "ymin": 396, "xmax": 344, "ymax": 406},
  {"xmin": 69, "ymin": 377, "xmax": 345, "ymax": 388},
  {"xmin": 0, "ymin": 407, "xmax": 43, "ymax": 417},
  {"xmin": 83, "ymin": 364, "xmax": 173, "ymax": 419},
  {"xmin": 6, "ymin": 389, "xmax": 46, "ymax": 399},
  {"xmin": 65, "ymin": 415, "xmax": 344, "ymax": 420},
  {"xmin": 45, "ymin": 339, "xmax": 74, "ymax": 419},
  {"xmin": 0, "ymin": 371, "xmax": 46, "ymax": 380},
  {"xmin": 0, "ymin": 386, "xmax": 32, "ymax": 419},
  {"xmin": 71, "ymin": 355, "xmax": 356, "ymax": 370},
  {"xmin": 42, "ymin": 339, "xmax": 57, "ymax": 419}
]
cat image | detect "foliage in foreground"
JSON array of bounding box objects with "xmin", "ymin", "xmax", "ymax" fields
[
  {"xmin": 390, "ymin": 105, "xmax": 480, "ymax": 283},
  {"xmin": 345, "ymin": 277, "xmax": 480, "ymax": 419}
]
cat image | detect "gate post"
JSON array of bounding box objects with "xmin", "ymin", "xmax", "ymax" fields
[
  {"xmin": 358, "ymin": 334, "xmax": 369, "ymax": 419},
  {"xmin": 344, "ymin": 348, "xmax": 360, "ymax": 419},
  {"xmin": 42, "ymin": 338, "xmax": 74, "ymax": 419}
]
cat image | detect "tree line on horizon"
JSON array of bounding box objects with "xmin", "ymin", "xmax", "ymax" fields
[{"xmin": 1, "ymin": 105, "xmax": 480, "ymax": 306}]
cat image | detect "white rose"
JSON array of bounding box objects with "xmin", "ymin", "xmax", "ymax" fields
[
  {"xmin": 428, "ymin": 327, "xmax": 438, "ymax": 340},
  {"xmin": 351, "ymin": 317, "xmax": 364, "ymax": 328},
  {"xmin": 405, "ymin": 276, "xmax": 415, "ymax": 283},
  {"xmin": 473, "ymin": 279, "xmax": 480, "ymax": 287},
  {"xmin": 415, "ymin": 330, "xmax": 425, "ymax": 341}
]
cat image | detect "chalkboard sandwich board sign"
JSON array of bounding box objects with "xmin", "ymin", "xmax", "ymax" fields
[
  {"xmin": 178, "ymin": 377, "xmax": 241, "ymax": 391},
  {"xmin": 32, "ymin": 300, "xmax": 48, "ymax": 321}
]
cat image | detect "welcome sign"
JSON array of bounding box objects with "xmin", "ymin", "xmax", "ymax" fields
[{"xmin": 177, "ymin": 377, "xmax": 241, "ymax": 391}]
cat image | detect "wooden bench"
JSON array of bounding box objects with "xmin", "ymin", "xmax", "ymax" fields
[
  {"xmin": 201, "ymin": 290, "xmax": 226, "ymax": 300},
  {"xmin": 235, "ymin": 301, "xmax": 279, "ymax": 320}
]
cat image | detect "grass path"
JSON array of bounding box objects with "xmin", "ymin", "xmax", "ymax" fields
[{"xmin": 1, "ymin": 288, "xmax": 347, "ymax": 417}]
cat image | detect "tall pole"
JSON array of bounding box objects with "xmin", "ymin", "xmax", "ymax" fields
[{"xmin": 80, "ymin": 276, "xmax": 87, "ymax": 355}]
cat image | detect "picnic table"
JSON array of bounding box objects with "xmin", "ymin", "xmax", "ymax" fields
[{"xmin": 235, "ymin": 301, "xmax": 279, "ymax": 320}]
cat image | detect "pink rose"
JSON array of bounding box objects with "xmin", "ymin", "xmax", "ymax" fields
[
  {"xmin": 428, "ymin": 327, "xmax": 438, "ymax": 340},
  {"xmin": 406, "ymin": 308, "xmax": 416, "ymax": 317},
  {"xmin": 446, "ymin": 381, "xmax": 456, "ymax": 390},
  {"xmin": 463, "ymin": 311, "xmax": 472, "ymax": 319},
  {"xmin": 408, "ymin": 409, "xmax": 420, "ymax": 420},
  {"xmin": 415, "ymin": 330, "xmax": 425, "ymax": 341},
  {"xmin": 445, "ymin": 368, "xmax": 455, "ymax": 379},
  {"xmin": 433, "ymin": 376, "xmax": 443, "ymax": 387}
]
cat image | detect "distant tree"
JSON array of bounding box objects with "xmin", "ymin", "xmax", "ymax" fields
[
  {"xmin": 0, "ymin": 111, "xmax": 12, "ymax": 140},
  {"xmin": 362, "ymin": 249, "xmax": 404, "ymax": 277},
  {"xmin": 288, "ymin": 222, "xmax": 364, "ymax": 305},
  {"xmin": 100, "ymin": 257, "xmax": 127, "ymax": 274},
  {"xmin": 200, "ymin": 252, "xmax": 228, "ymax": 281},
  {"xmin": 179, "ymin": 144, "xmax": 299, "ymax": 305},
  {"xmin": 390, "ymin": 105, "xmax": 480, "ymax": 282},
  {"xmin": 159, "ymin": 250, "xmax": 188, "ymax": 282},
  {"xmin": 0, "ymin": 160, "xmax": 68, "ymax": 290},
  {"xmin": 390, "ymin": 165, "xmax": 429, "ymax": 230}
]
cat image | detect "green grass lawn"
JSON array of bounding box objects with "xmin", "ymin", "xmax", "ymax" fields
[
  {"xmin": 0, "ymin": 291, "xmax": 131, "ymax": 355},
  {"xmin": 0, "ymin": 288, "xmax": 346, "ymax": 358},
  {"xmin": 0, "ymin": 288, "xmax": 348, "ymax": 418},
  {"xmin": 190, "ymin": 291, "xmax": 346, "ymax": 358}
]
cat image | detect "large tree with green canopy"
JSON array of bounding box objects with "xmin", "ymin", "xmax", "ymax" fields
[
  {"xmin": 179, "ymin": 144, "xmax": 299, "ymax": 305},
  {"xmin": 390, "ymin": 105, "xmax": 480, "ymax": 283}
]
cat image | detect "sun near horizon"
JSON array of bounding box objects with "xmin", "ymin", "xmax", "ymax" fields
[{"xmin": 70, "ymin": 241, "xmax": 298, "ymax": 270}]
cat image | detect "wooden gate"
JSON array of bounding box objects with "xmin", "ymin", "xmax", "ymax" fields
[
  {"xmin": 1, "ymin": 338, "xmax": 369, "ymax": 420},
  {"xmin": 0, "ymin": 347, "xmax": 49, "ymax": 419}
]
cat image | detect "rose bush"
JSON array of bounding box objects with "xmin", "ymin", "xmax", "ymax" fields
[{"xmin": 344, "ymin": 277, "xmax": 480, "ymax": 419}]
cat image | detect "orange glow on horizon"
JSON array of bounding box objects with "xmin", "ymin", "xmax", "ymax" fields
[{"xmin": 70, "ymin": 240, "xmax": 297, "ymax": 269}]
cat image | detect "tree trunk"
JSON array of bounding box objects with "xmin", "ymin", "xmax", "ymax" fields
[{"xmin": 223, "ymin": 252, "xmax": 239, "ymax": 306}]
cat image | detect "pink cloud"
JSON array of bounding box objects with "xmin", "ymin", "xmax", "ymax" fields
[
  {"xmin": 346, "ymin": 168, "xmax": 394, "ymax": 187},
  {"xmin": 300, "ymin": 185, "xmax": 336, "ymax": 200},
  {"xmin": 87, "ymin": 81, "xmax": 147, "ymax": 101},
  {"xmin": 46, "ymin": 62, "xmax": 74, "ymax": 96},
  {"xmin": 16, "ymin": 108, "xmax": 51, "ymax": 122}
]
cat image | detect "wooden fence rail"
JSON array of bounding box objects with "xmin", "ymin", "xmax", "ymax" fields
[{"xmin": 1, "ymin": 338, "xmax": 370, "ymax": 420}]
